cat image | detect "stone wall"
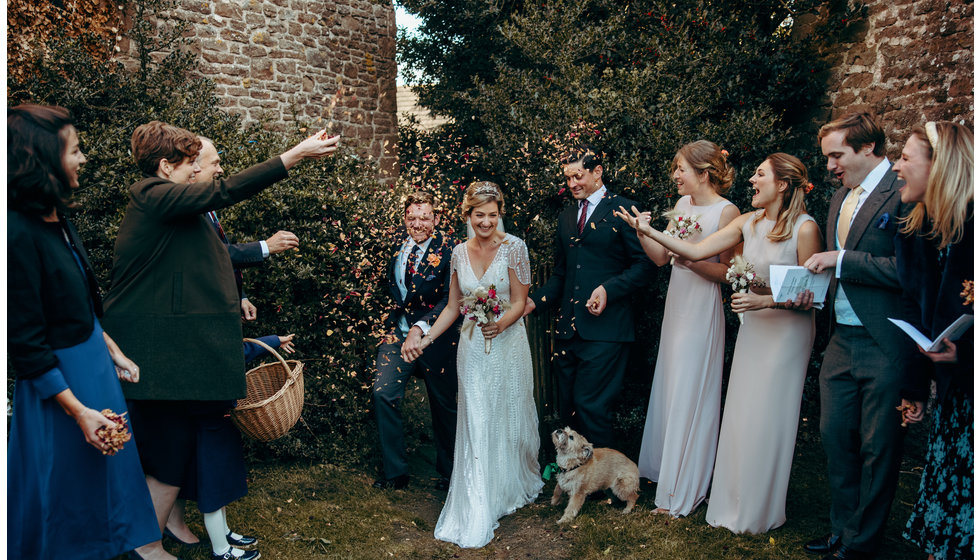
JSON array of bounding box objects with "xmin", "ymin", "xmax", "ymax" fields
[
  {"xmin": 123, "ymin": 0, "xmax": 399, "ymax": 173},
  {"xmin": 823, "ymin": 0, "xmax": 973, "ymax": 156}
]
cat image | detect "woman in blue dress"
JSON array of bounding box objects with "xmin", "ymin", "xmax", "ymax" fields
[
  {"xmin": 7, "ymin": 104, "xmax": 162, "ymax": 559},
  {"xmin": 893, "ymin": 121, "xmax": 973, "ymax": 560}
]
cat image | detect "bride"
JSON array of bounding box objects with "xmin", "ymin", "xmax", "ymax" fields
[{"xmin": 402, "ymin": 181, "xmax": 543, "ymax": 548}]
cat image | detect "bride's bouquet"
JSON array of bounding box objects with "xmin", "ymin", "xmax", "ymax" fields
[
  {"xmin": 461, "ymin": 284, "xmax": 510, "ymax": 354},
  {"xmin": 95, "ymin": 409, "xmax": 132, "ymax": 456},
  {"xmin": 726, "ymin": 255, "xmax": 765, "ymax": 324},
  {"xmin": 662, "ymin": 209, "xmax": 702, "ymax": 240}
]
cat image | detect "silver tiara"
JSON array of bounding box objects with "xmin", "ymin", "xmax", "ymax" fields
[{"xmin": 472, "ymin": 182, "xmax": 500, "ymax": 197}]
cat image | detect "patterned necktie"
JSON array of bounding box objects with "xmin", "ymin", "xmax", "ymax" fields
[
  {"xmin": 836, "ymin": 186, "xmax": 864, "ymax": 247},
  {"xmin": 577, "ymin": 199, "xmax": 589, "ymax": 234},
  {"xmin": 208, "ymin": 211, "xmax": 228, "ymax": 242},
  {"xmin": 404, "ymin": 244, "xmax": 420, "ymax": 288}
]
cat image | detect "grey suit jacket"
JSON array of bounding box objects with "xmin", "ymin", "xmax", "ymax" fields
[{"xmin": 827, "ymin": 167, "xmax": 916, "ymax": 367}]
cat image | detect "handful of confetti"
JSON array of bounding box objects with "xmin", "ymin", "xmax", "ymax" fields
[
  {"xmin": 95, "ymin": 409, "xmax": 132, "ymax": 456},
  {"xmin": 662, "ymin": 210, "xmax": 702, "ymax": 240},
  {"xmin": 896, "ymin": 403, "xmax": 914, "ymax": 428}
]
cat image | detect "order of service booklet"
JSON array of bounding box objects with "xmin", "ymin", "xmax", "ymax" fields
[
  {"xmin": 887, "ymin": 314, "xmax": 974, "ymax": 352},
  {"xmin": 769, "ymin": 265, "xmax": 832, "ymax": 304}
]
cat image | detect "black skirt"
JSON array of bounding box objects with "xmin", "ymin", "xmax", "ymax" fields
[{"xmin": 128, "ymin": 399, "xmax": 248, "ymax": 513}]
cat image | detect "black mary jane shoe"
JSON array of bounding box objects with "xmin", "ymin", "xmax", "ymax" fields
[
  {"xmin": 372, "ymin": 474, "xmax": 409, "ymax": 490},
  {"xmin": 804, "ymin": 533, "xmax": 841, "ymax": 555},
  {"xmin": 226, "ymin": 531, "xmax": 259, "ymax": 547},
  {"xmin": 162, "ymin": 527, "xmax": 208, "ymax": 549}
]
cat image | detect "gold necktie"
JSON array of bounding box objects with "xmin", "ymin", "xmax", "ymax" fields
[{"xmin": 836, "ymin": 186, "xmax": 864, "ymax": 247}]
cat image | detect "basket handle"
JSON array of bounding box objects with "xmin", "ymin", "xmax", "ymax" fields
[{"xmin": 244, "ymin": 337, "xmax": 292, "ymax": 375}]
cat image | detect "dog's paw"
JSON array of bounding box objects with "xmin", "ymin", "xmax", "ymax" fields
[{"xmin": 557, "ymin": 515, "xmax": 575, "ymax": 524}]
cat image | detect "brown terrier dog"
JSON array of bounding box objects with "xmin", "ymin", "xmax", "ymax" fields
[{"xmin": 550, "ymin": 427, "xmax": 639, "ymax": 523}]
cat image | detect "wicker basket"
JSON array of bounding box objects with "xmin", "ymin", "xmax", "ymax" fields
[{"xmin": 231, "ymin": 338, "xmax": 305, "ymax": 441}]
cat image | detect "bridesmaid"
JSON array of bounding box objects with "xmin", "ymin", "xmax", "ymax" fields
[
  {"xmin": 892, "ymin": 121, "xmax": 973, "ymax": 560},
  {"xmin": 617, "ymin": 153, "xmax": 822, "ymax": 533},
  {"xmin": 633, "ymin": 140, "xmax": 739, "ymax": 517}
]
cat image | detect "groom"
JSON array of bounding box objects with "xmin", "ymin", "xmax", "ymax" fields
[
  {"xmin": 527, "ymin": 146, "xmax": 654, "ymax": 450},
  {"xmin": 372, "ymin": 190, "xmax": 458, "ymax": 491}
]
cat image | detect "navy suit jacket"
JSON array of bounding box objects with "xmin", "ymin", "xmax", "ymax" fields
[
  {"xmin": 383, "ymin": 229, "xmax": 460, "ymax": 342},
  {"xmin": 531, "ymin": 191, "xmax": 655, "ymax": 342}
]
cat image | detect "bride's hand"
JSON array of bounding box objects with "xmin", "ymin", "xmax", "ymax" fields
[{"xmin": 481, "ymin": 320, "xmax": 501, "ymax": 340}]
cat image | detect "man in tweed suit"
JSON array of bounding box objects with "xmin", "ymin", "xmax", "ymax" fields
[{"xmin": 801, "ymin": 112, "xmax": 921, "ymax": 560}]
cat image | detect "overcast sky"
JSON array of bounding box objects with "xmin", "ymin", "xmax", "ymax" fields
[{"xmin": 394, "ymin": 4, "xmax": 422, "ymax": 85}]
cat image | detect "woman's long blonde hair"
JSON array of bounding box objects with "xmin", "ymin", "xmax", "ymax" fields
[
  {"xmin": 899, "ymin": 122, "xmax": 974, "ymax": 249},
  {"xmin": 752, "ymin": 153, "xmax": 810, "ymax": 242}
]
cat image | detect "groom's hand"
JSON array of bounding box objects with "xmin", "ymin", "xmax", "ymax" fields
[
  {"xmin": 586, "ymin": 285, "xmax": 607, "ymax": 316},
  {"xmin": 401, "ymin": 326, "xmax": 425, "ymax": 362},
  {"xmin": 522, "ymin": 297, "xmax": 536, "ymax": 317}
]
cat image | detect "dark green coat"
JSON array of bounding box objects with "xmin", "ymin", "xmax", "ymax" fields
[{"xmin": 102, "ymin": 157, "xmax": 288, "ymax": 400}]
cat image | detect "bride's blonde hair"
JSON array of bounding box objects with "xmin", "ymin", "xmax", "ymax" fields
[{"xmin": 462, "ymin": 181, "xmax": 504, "ymax": 218}]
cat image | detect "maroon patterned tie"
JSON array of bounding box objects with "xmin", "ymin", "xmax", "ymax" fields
[
  {"xmin": 577, "ymin": 199, "xmax": 589, "ymax": 234},
  {"xmin": 404, "ymin": 244, "xmax": 420, "ymax": 288}
]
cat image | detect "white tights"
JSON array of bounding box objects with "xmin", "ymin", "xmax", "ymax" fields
[{"xmin": 203, "ymin": 507, "xmax": 232, "ymax": 555}]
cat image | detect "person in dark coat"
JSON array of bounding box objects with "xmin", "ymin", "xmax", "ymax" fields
[
  {"xmin": 892, "ymin": 121, "xmax": 973, "ymax": 560},
  {"xmin": 526, "ymin": 146, "xmax": 655, "ymax": 449},
  {"xmin": 102, "ymin": 120, "xmax": 339, "ymax": 560},
  {"xmin": 7, "ymin": 104, "xmax": 161, "ymax": 560}
]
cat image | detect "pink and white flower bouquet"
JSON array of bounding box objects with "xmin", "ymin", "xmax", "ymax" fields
[
  {"xmin": 726, "ymin": 255, "xmax": 765, "ymax": 324},
  {"xmin": 461, "ymin": 284, "xmax": 510, "ymax": 353},
  {"xmin": 662, "ymin": 209, "xmax": 702, "ymax": 240}
]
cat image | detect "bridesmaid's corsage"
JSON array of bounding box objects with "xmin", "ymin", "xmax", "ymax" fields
[
  {"xmin": 726, "ymin": 255, "xmax": 765, "ymax": 324},
  {"xmin": 662, "ymin": 210, "xmax": 702, "ymax": 240},
  {"xmin": 962, "ymin": 280, "xmax": 974, "ymax": 307},
  {"xmin": 96, "ymin": 409, "xmax": 132, "ymax": 456},
  {"xmin": 460, "ymin": 284, "xmax": 510, "ymax": 354}
]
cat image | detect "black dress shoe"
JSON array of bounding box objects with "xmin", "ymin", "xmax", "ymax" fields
[
  {"xmin": 821, "ymin": 544, "xmax": 871, "ymax": 560},
  {"xmin": 226, "ymin": 531, "xmax": 258, "ymax": 547},
  {"xmin": 372, "ymin": 474, "xmax": 409, "ymax": 490},
  {"xmin": 434, "ymin": 477, "xmax": 450, "ymax": 491},
  {"xmin": 804, "ymin": 533, "xmax": 841, "ymax": 554}
]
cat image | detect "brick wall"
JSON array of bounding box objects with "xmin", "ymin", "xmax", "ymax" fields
[
  {"xmin": 823, "ymin": 0, "xmax": 973, "ymax": 156},
  {"xmin": 123, "ymin": 0, "xmax": 399, "ymax": 173}
]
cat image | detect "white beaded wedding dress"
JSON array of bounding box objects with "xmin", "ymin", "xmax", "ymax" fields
[{"xmin": 433, "ymin": 234, "xmax": 543, "ymax": 548}]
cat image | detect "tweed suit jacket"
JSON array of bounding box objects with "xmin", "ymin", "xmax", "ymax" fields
[
  {"xmin": 826, "ymin": 167, "xmax": 917, "ymax": 368},
  {"xmin": 532, "ymin": 191, "xmax": 655, "ymax": 342}
]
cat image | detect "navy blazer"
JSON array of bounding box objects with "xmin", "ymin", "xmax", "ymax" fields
[
  {"xmin": 531, "ymin": 191, "xmax": 655, "ymax": 342},
  {"xmin": 896, "ymin": 212, "xmax": 974, "ymax": 403},
  {"xmin": 383, "ymin": 229, "xmax": 459, "ymax": 339},
  {"xmin": 8, "ymin": 212, "xmax": 103, "ymax": 379}
]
